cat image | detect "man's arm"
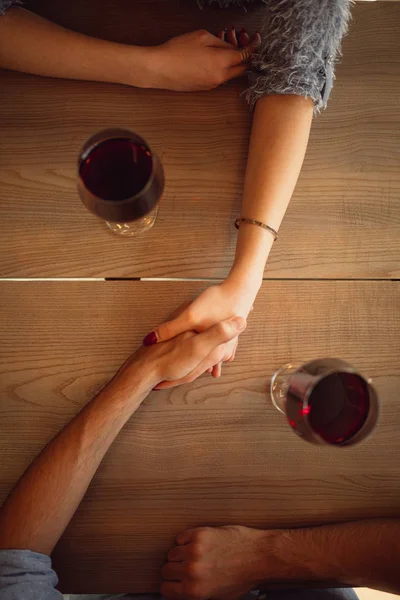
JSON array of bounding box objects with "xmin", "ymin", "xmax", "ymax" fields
[
  {"xmin": 0, "ymin": 317, "xmax": 244, "ymax": 555},
  {"xmin": 0, "ymin": 367, "xmax": 153, "ymax": 555},
  {"xmin": 262, "ymin": 519, "xmax": 400, "ymax": 593},
  {"xmin": 162, "ymin": 521, "xmax": 400, "ymax": 599}
]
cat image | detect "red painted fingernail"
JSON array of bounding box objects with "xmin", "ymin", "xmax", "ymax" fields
[
  {"xmin": 143, "ymin": 331, "xmax": 158, "ymax": 346},
  {"xmin": 231, "ymin": 25, "xmax": 235, "ymax": 30},
  {"xmin": 240, "ymin": 28, "xmax": 247, "ymax": 34}
]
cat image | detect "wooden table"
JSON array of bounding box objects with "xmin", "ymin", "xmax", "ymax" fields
[
  {"xmin": 1, "ymin": 0, "xmax": 400, "ymax": 595},
  {"xmin": 0, "ymin": 2, "xmax": 399, "ymax": 278},
  {"xmin": 1, "ymin": 281, "xmax": 400, "ymax": 593}
]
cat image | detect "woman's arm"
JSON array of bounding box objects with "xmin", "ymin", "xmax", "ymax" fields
[
  {"xmin": 0, "ymin": 7, "xmax": 150, "ymax": 87},
  {"xmin": 146, "ymin": 95, "xmax": 313, "ymax": 357},
  {"xmin": 231, "ymin": 0, "xmax": 352, "ymax": 291},
  {"xmin": 145, "ymin": 95, "xmax": 313, "ymax": 377},
  {"xmin": 229, "ymin": 94, "xmax": 313, "ymax": 295},
  {"xmin": 0, "ymin": 8, "xmax": 253, "ymax": 90},
  {"xmin": 147, "ymin": 0, "xmax": 351, "ymax": 364}
]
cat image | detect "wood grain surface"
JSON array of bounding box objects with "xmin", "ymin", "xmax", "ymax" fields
[
  {"xmin": 0, "ymin": 280, "xmax": 399, "ymax": 592},
  {"xmin": 0, "ymin": 3, "xmax": 399, "ymax": 278}
]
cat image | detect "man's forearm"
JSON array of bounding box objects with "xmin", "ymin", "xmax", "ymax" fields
[
  {"xmin": 0, "ymin": 362, "xmax": 155, "ymax": 555},
  {"xmin": 254, "ymin": 520, "xmax": 400, "ymax": 594},
  {"xmin": 230, "ymin": 94, "xmax": 313, "ymax": 288},
  {"xmin": 0, "ymin": 7, "xmax": 152, "ymax": 87}
]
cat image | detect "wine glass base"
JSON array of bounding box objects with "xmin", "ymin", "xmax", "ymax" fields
[
  {"xmin": 270, "ymin": 363, "xmax": 301, "ymax": 414},
  {"xmin": 105, "ymin": 208, "xmax": 158, "ymax": 236}
]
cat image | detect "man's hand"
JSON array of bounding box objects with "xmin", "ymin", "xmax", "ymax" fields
[
  {"xmin": 161, "ymin": 526, "xmax": 266, "ymax": 600},
  {"xmin": 118, "ymin": 316, "xmax": 246, "ymax": 391},
  {"xmin": 146, "ymin": 29, "xmax": 259, "ymax": 92},
  {"xmin": 142, "ymin": 277, "xmax": 257, "ymax": 381}
]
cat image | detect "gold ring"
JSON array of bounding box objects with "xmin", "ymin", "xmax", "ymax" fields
[{"xmin": 239, "ymin": 48, "xmax": 251, "ymax": 64}]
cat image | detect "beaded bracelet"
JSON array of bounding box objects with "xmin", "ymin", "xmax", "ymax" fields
[{"xmin": 234, "ymin": 217, "xmax": 278, "ymax": 241}]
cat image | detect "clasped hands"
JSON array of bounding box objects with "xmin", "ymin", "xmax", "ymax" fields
[{"xmin": 116, "ymin": 278, "xmax": 257, "ymax": 392}]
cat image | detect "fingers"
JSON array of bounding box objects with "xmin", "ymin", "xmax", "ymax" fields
[
  {"xmin": 232, "ymin": 42, "xmax": 258, "ymax": 66},
  {"xmin": 226, "ymin": 337, "xmax": 238, "ymax": 363},
  {"xmin": 144, "ymin": 313, "xmax": 189, "ymax": 345},
  {"xmin": 153, "ymin": 361, "xmax": 210, "ymax": 390},
  {"xmin": 176, "ymin": 529, "xmax": 196, "ymax": 545},
  {"xmin": 153, "ymin": 325, "xmax": 242, "ymax": 389},
  {"xmin": 226, "ymin": 25, "xmax": 238, "ymax": 47},
  {"xmin": 238, "ymin": 28, "xmax": 250, "ymax": 47},
  {"xmin": 217, "ymin": 29, "xmax": 226, "ymax": 41},
  {"xmin": 212, "ymin": 363, "xmax": 222, "ymax": 378},
  {"xmin": 168, "ymin": 300, "xmax": 192, "ymax": 321},
  {"xmin": 218, "ymin": 27, "xmax": 261, "ymax": 50},
  {"xmin": 192, "ymin": 317, "xmax": 246, "ymax": 358},
  {"xmin": 222, "ymin": 43, "xmax": 258, "ymax": 83},
  {"xmin": 168, "ymin": 544, "xmax": 191, "ymax": 562},
  {"xmin": 207, "ymin": 32, "xmax": 235, "ymax": 49},
  {"xmin": 250, "ymin": 32, "xmax": 262, "ymax": 48}
]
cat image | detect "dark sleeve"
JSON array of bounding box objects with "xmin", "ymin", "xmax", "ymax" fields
[
  {"xmin": 0, "ymin": 549, "xmax": 62, "ymax": 599},
  {"xmin": 0, "ymin": 0, "xmax": 21, "ymax": 15},
  {"xmin": 245, "ymin": 0, "xmax": 352, "ymax": 113}
]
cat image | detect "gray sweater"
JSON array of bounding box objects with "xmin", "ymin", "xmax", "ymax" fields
[{"xmin": 0, "ymin": 0, "xmax": 351, "ymax": 112}]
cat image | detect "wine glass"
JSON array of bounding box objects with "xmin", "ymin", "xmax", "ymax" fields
[
  {"xmin": 270, "ymin": 358, "xmax": 379, "ymax": 446},
  {"xmin": 77, "ymin": 128, "xmax": 164, "ymax": 236}
]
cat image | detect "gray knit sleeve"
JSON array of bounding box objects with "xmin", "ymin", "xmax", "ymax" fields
[
  {"xmin": 246, "ymin": 0, "xmax": 352, "ymax": 113},
  {"xmin": 0, "ymin": 0, "xmax": 21, "ymax": 15}
]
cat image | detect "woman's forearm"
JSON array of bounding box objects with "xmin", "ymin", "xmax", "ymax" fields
[
  {"xmin": 0, "ymin": 7, "xmax": 152, "ymax": 87},
  {"xmin": 230, "ymin": 94, "xmax": 313, "ymax": 288}
]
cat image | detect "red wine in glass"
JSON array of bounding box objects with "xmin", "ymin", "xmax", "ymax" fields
[
  {"xmin": 77, "ymin": 128, "xmax": 164, "ymax": 235},
  {"xmin": 270, "ymin": 359, "xmax": 378, "ymax": 446}
]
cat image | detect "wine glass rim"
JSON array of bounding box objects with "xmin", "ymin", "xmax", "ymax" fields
[
  {"xmin": 78, "ymin": 128, "xmax": 159, "ymax": 205},
  {"xmin": 293, "ymin": 359, "xmax": 379, "ymax": 446}
]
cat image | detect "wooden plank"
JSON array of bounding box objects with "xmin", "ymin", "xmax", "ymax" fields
[
  {"xmin": 0, "ymin": 280, "xmax": 399, "ymax": 592},
  {"xmin": 0, "ymin": 3, "xmax": 399, "ymax": 278}
]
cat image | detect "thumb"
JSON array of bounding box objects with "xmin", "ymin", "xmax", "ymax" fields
[
  {"xmin": 143, "ymin": 313, "xmax": 190, "ymax": 346},
  {"xmin": 193, "ymin": 317, "xmax": 246, "ymax": 356}
]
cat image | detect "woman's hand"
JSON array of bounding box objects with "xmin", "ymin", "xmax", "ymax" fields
[
  {"xmin": 145, "ymin": 29, "xmax": 260, "ymax": 92},
  {"xmin": 144, "ymin": 279, "xmax": 255, "ymax": 343},
  {"xmin": 142, "ymin": 277, "xmax": 258, "ymax": 380},
  {"xmin": 117, "ymin": 317, "xmax": 246, "ymax": 390},
  {"xmin": 217, "ymin": 25, "xmax": 261, "ymax": 49}
]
